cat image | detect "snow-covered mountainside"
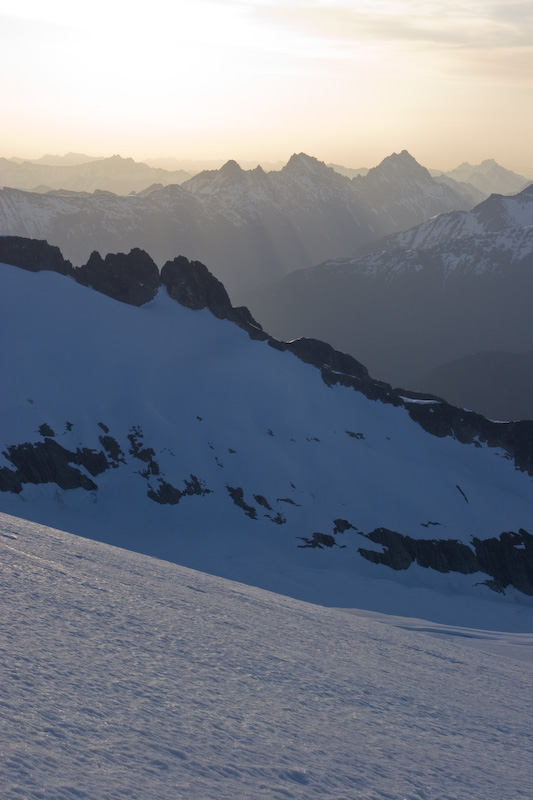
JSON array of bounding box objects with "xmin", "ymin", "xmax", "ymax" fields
[
  {"xmin": 2, "ymin": 513, "xmax": 531, "ymax": 800},
  {"xmin": 1, "ymin": 242, "xmax": 532, "ymax": 631},
  {"xmin": 0, "ymin": 154, "xmax": 191, "ymax": 194},
  {"xmin": 360, "ymin": 183, "xmax": 533, "ymax": 255},
  {"xmin": 0, "ymin": 151, "xmax": 475, "ymax": 294},
  {"xmin": 240, "ymin": 222, "xmax": 533, "ymax": 419}
]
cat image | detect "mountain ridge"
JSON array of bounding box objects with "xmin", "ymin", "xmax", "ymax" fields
[
  {"xmin": 0, "ymin": 151, "xmax": 479, "ymax": 294},
  {"xmin": 1, "ymin": 239, "xmax": 532, "ymax": 620}
]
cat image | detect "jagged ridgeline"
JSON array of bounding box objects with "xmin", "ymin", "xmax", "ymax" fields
[
  {"xmin": 0, "ymin": 151, "xmax": 487, "ymax": 297},
  {"xmin": 0, "ymin": 236, "xmax": 532, "ymax": 609}
]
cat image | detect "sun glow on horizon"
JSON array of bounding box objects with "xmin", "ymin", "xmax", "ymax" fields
[{"xmin": 1, "ymin": 0, "xmax": 532, "ymax": 174}]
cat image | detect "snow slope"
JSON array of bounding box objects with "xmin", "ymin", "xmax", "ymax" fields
[
  {"xmin": 1, "ymin": 261, "xmax": 532, "ymax": 631},
  {"xmin": 359, "ymin": 184, "xmax": 533, "ymax": 256},
  {"xmin": 2, "ymin": 513, "xmax": 532, "ymax": 800}
]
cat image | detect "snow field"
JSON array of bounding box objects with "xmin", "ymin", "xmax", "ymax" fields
[{"xmin": 1, "ymin": 514, "xmax": 532, "ymax": 800}]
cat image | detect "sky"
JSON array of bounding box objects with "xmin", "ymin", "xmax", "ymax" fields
[{"xmin": 1, "ymin": 0, "xmax": 532, "ymax": 174}]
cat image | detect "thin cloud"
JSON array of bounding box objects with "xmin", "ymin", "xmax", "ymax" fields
[{"xmin": 245, "ymin": 0, "xmax": 533, "ymax": 50}]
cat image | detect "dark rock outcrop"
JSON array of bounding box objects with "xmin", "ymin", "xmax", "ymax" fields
[
  {"xmin": 160, "ymin": 255, "xmax": 266, "ymax": 336},
  {"xmin": 127, "ymin": 426, "xmax": 159, "ymax": 476},
  {"xmin": 226, "ymin": 485, "xmax": 257, "ymax": 519},
  {"xmin": 38, "ymin": 423, "xmax": 55, "ymax": 437},
  {"xmin": 403, "ymin": 401, "xmax": 533, "ymax": 475},
  {"xmin": 74, "ymin": 248, "xmax": 160, "ymax": 306},
  {"xmin": 0, "ymin": 236, "xmax": 72, "ymax": 275},
  {"xmin": 281, "ymin": 337, "xmax": 369, "ymax": 381},
  {"xmin": 161, "ymin": 256, "xmax": 233, "ymax": 316},
  {"xmin": 0, "ymin": 439, "xmax": 108, "ymax": 492},
  {"xmin": 473, "ymin": 529, "xmax": 533, "ymax": 596},
  {"xmin": 298, "ymin": 532, "xmax": 338, "ymax": 549},
  {"xmin": 148, "ymin": 475, "xmax": 211, "ymax": 505},
  {"xmin": 98, "ymin": 435, "xmax": 125, "ymax": 465},
  {"xmin": 333, "ymin": 518, "xmax": 357, "ymax": 534},
  {"xmin": 359, "ymin": 526, "xmax": 533, "ymax": 594}
]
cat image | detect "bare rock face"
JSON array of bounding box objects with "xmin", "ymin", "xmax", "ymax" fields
[
  {"xmin": 358, "ymin": 526, "xmax": 533, "ymax": 595},
  {"xmin": 282, "ymin": 337, "xmax": 369, "ymax": 381},
  {"xmin": 160, "ymin": 255, "xmax": 267, "ymax": 337},
  {"xmin": 75, "ymin": 248, "xmax": 160, "ymax": 306},
  {"xmin": 0, "ymin": 438, "xmax": 109, "ymax": 493},
  {"xmin": 0, "ymin": 236, "xmax": 72, "ymax": 275},
  {"xmin": 161, "ymin": 255, "xmax": 234, "ymax": 317},
  {"xmin": 404, "ymin": 401, "xmax": 533, "ymax": 475}
]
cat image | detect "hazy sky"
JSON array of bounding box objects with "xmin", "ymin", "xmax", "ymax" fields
[{"xmin": 1, "ymin": 0, "xmax": 532, "ymax": 173}]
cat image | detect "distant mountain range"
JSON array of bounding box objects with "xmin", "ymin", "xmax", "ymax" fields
[
  {"xmin": 238, "ymin": 186, "xmax": 533, "ymax": 420},
  {"xmin": 5, "ymin": 151, "xmax": 529, "ymax": 199},
  {"xmin": 1, "ymin": 237, "xmax": 532, "ymax": 621},
  {"xmin": 433, "ymin": 159, "xmax": 531, "ymax": 198},
  {"xmin": 0, "ymin": 154, "xmax": 192, "ymax": 195},
  {"xmin": 0, "ymin": 150, "xmax": 484, "ymax": 293},
  {"xmin": 360, "ymin": 184, "xmax": 533, "ymax": 255}
]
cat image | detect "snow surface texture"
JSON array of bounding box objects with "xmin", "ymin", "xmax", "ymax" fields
[
  {"xmin": 1, "ymin": 513, "xmax": 532, "ymax": 800},
  {"xmin": 1, "ymin": 262, "xmax": 532, "ymax": 633}
]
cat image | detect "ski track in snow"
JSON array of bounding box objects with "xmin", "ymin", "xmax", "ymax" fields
[{"xmin": 1, "ymin": 514, "xmax": 532, "ymax": 800}]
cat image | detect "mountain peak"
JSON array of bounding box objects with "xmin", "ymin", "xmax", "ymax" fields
[
  {"xmin": 381, "ymin": 150, "xmax": 422, "ymax": 169},
  {"xmin": 283, "ymin": 153, "xmax": 330, "ymax": 174},
  {"xmin": 363, "ymin": 150, "xmax": 430, "ymax": 183},
  {"xmin": 219, "ymin": 159, "xmax": 244, "ymax": 177}
]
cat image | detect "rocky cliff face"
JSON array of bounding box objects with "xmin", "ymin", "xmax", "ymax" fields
[
  {"xmin": 75, "ymin": 248, "xmax": 161, "ymax": 306},
  {"xmin": 0, "ymin": 236, "xmax": 72, "ymax": 275}
]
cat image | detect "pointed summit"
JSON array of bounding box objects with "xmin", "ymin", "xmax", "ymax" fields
[
  {"xmin": 219, "ymin": 159, "xmax": 244, "ymax": 177},
  {"xmin": 283, "ymin": 153, "xmax": 332, "ymax": 175},
  {"xmin": 370, "ymin": 150, "xmax": 429, "ymax": 180}
]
